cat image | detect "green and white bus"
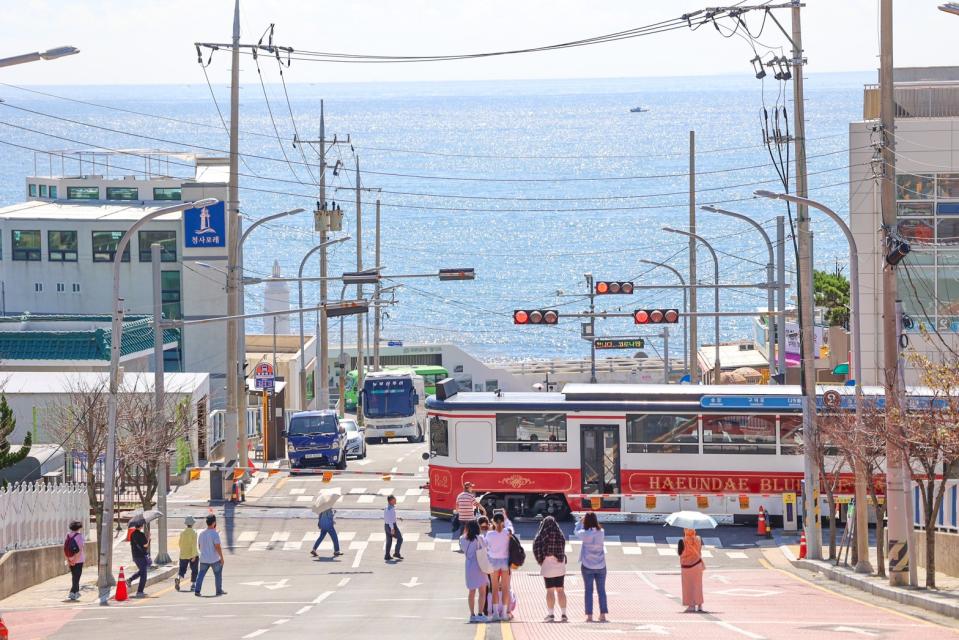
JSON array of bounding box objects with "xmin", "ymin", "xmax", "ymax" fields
[{"xmin": 343, "ymin": 365, "xmax": 449, "ymax": 411}]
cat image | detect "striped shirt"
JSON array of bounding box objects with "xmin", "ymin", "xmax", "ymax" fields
[{"xmin": 456, "ymin": 492, "xmax": 479, "ymax": 521}]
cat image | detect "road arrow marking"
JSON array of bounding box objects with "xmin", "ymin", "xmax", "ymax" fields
[
  {"xmin": 709, "ymin": 575, "xmax": 731, "ymax": 584},
  {"xmin": 240, "ymin": 578, "xmax": 289, "ymax": 591},
  {"xmin": 633, "ymin": 624, "xmax": 670, "ymax": 635},
  {"xmin": 402, "ymin": 576, "xmax": 421, "ymax": 588},
  {"xmin": 832, "ymin": 627, "xmax": 879, "ymax": 637}
]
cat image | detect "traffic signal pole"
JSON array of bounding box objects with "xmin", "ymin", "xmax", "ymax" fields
[{"xmin": 586, "ymin": 274, "xmax": 597, "ymax": 383}]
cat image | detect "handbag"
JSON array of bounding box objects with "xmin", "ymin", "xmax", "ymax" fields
[
  {"xmin": 474, "ymin": 538, "xmax": 493, "ymax": 575},
  {"xmin": 451, "ymin": 513, "xmax": 460, "ymax": 533},
  {"xmin": 540, "ymin": 555, "xmax": 566, "ymax": 578}
]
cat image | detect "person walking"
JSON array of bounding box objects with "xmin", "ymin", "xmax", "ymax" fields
[
  {"xmin": 533, "ymin": 515, "xmax": 567, "ymax": 622},
  {"xmin": 484, "ymin": 512, "xmax": 512, "ymax": 621},
  {"xmin": 63, "ymin": 521, "xmax": 84, "ymax": 601},
  {"xmin": 311, "ymin": 508, "xmax": 343, "ymax": 558},
  {"xmin": 678, "ymin": 528, "xmax": 705, "ymax": 613},
  {"xmin": 384, "ymin": 495, "xmax": 404, "ymax": 561},
  {"xmin": 455, "ymin": 482, "xmax": 486, "ymax": 539},
  {"xmin": 175, "ymin": 515, "xmax": 199, "ymax": 592},
  {"xmin": 460, "ymin": 520, "xmax": 489, "ymax": 623},
  {"xmin": 126, "ymin": 520, "xmax": 150, "ymax": 598},
  {"xmin": 574, "ymin": 512, "xmax": 608, "ymax": 622},
  {"xmin": 194, "ymin": 514, "xmax": 226, "ymax": 597}
]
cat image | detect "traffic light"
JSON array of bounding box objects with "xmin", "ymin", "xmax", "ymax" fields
[
  {"xmin": 633, "ymin": 308, "xmax": 680, "ymax": 324},
  {"xmin": 595, "ymin": 281, "xmax": 634, "ymax": 295},
  {"xmin": 513, "ymin": 309, "xmax": 559, "ymax": 325}
]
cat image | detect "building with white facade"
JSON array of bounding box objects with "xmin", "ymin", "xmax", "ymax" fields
[
  {"xmin": 0, "ymin": 153, "xmax": 230, "ymax": 403},
  {"xmin": 850, "ymin": 67, "xmax": 959, "ymax": 385}
]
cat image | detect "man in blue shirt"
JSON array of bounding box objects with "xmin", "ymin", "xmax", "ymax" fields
[
  {"xmin": 194, "ymin": 514, "xmax": 226, "ymax": 597},
  {"xmin": 384, "ymin": 495, "xmax": 403, "ymax": 562}
]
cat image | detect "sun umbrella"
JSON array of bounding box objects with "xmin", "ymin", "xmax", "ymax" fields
[
  {"xmin": 128, "ymin": 509, "xmax": 163, "ymax": 527},
  {"xmin": 311, "ymin": 491, "xmax": 341, "ymax": 514},
  {"xmin": 665, "ymin": 511, "xmax": 718, "ymax": 530}
]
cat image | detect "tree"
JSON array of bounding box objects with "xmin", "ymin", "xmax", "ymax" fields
[
  {"xmin": 806, "ymin": 413, "xmax": 849, "ymax": 559},
  {"xmin": 0, "ymin": 394, "xmax": 31, "ymax": 470},
  {"xmin": 814, "ymin": 269, "xmax": 850, "ymax": 328}
]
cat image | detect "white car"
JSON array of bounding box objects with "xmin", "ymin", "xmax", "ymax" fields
[{"xmin": 341, "ymin": 419, "xmax": 367, "ymax": 459}]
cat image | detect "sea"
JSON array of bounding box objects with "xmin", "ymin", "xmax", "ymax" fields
[{"xmin": 0, "ymin": 72, "xmax": 872, "ymax": 362}]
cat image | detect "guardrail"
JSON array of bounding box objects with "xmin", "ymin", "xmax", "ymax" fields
[
  {"xmin": 0, "ymin": 482, "xmax": 89, "ymax": 554},
  {"xmin": 208, "ymin": 407, "xmax": 262, "ymax": 452}
]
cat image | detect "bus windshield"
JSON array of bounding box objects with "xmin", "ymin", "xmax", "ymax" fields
[
  {"xmin": 288, "ymin": 414, "xmax": 338, "ymax": 436},
  {"xmin": 364, "ymin": 378, "xmax": 415, "ymax": 419}
]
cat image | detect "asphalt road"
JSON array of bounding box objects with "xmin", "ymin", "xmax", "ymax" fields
[{"xmin": 3, "ymin": 440, "xmax": 959, "ymax": 639}]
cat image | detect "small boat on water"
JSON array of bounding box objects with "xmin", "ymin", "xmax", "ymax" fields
[{"xmin": 630, "ymin": 106, "xmax": 649, "ymax": 113}]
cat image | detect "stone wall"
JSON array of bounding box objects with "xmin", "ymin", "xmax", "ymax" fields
[{"xmin": 0, "ymin": 540, "xmax": 96, "ymax": 600}]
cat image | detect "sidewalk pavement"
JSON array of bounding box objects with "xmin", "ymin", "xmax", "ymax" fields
[{"xmin": 776, "ymin": 533, "xmax": 959, "ymax": 618}]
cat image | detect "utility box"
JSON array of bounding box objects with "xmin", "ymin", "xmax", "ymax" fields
[
  {"xmin": 782, "ymin": 492, "xmax": 799, "ymax": 531},
  {"xmin": 209, "ymin": 463, "xmax": 224, "ymax": 501}
]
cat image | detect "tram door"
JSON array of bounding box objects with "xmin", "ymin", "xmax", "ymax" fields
[{"xmin": 580, "ymin": 425, "xmax": 621, "ymax": 510}]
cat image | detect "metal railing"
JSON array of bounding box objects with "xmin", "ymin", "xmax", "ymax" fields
[
  {"xmin": 0, "ymin": 482, "xmax": 89, "ymax": 554},
  {"xmin": 864, "ymin": 82, "xmax": 959, "ymax": 119},
  {"xmin": 208, "ymin": 407, "xmax": 262, "ymax": 454}
]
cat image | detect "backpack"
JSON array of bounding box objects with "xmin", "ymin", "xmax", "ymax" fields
[
  {"xmin": 508, "ymin": 534, "xmax": 525, "ymax": 568},
  {"xmin": 64, "ymin": 533, "xmax": 80, "ymax": 557}
]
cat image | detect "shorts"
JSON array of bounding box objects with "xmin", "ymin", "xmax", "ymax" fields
[
  {"xmin": 544, "ymin": 576, "xmax": 565, "ymax": 589},
  {"xmin": 489, "ymin": 557, "xmax": 509, "ymax": 571}
]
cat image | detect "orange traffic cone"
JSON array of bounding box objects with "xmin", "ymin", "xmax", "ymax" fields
[
  {"xmin": 757, "ymin": 506, "xmax": 768, "ymax": 536},
  {"xmin": 799, "ymin": 530, "xmax": 807, "ymax": 559},
  {"xmin": 114, "ymin": 566, "xmax": 128, "ymax": 602}
]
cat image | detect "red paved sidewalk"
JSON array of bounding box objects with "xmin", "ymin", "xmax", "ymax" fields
[{"xmin": 506, "ymin": 565, "xmax": 958, "ymax": 639}]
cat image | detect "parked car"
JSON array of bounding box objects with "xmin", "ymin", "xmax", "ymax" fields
[
  {"xmin": 341, "ymin": 418, "xmax": 367, "ymax": 459},
  {"xmin": 284, "ymin": 410, "xmax": 347, "ymax": 469}
]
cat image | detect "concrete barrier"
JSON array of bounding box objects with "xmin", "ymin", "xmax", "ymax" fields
[
  {"xmin": 914, "ymin": 529, "xmax": 959, "ymax": 577},
  {"xmin": 0, "ymin": 540, "xmax": 97, "ymax": 600}
]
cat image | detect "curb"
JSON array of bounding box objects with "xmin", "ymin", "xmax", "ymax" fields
[{"xmin": 793, "ymin": 558, "xmax": 959, "ymax": 618}]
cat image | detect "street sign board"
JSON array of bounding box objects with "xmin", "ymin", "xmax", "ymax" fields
[
  {"xmin": 700, "ymin": 395, "xmax": 803, "ymax": 410},
  {"xmin": 183, "ymin": 201, "xmax": 225, "ymax": 248},
  {"xmin": 594, "ymin": 338, "xmax": 645, "ymax": 350},
  {"xmin": 387, "ymin": 340, "xmax": 403, "ymax": 347},
  {"xmin": 254, "ymin": 362, "xmax": 275, "ymax": 390}
]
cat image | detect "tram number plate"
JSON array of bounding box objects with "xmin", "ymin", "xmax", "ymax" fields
[{"xmin": 385, "ymin": 431, "xmax": 396, "ymax": 438}]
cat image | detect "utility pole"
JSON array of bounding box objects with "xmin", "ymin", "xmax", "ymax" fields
[
  {"xmin": 355, "ymin": 157, "xmax": 365, "ymax": 425},
  {"xmin": 225, "ymin": 0, "xmax": 242, "ymax": 469},
  {"xmin": 373, "ymin": 199, "xmax": 382, "ymax": 371},
  {"xmin": 688, "ymin": 131, "xmax": 699, "ymax": 383},
  {"xmin": 586, "ymin": 273, "xmax": 597, "ymax": 383},
  {"xmin": 776, "ymin": 216, "xmax": 787, "ymax": 377},
  {"xmin": 879, "ymin": 0, "xmax": 911, "ymax": 587},
  {"xmin": 151, "ymin": 244, "xmax": 171, "ymax": 566},
  {"xmin": 789, "ymin": 1, "xmax": 822, "ymax": 561}
]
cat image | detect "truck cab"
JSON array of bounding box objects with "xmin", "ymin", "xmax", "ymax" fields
[{"xmin": 284, "ymin": 410, "xmax": 347, "ymax": 469}]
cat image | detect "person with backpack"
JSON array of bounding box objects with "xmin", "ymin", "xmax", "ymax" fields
[
  {"xmin": 574, "ymin": 512, "xmax": 608, "ymax": 622},
  {"xmin": 126, "ymin": 520, "xmax": 150, "ymax": 598},
  {"xmin": 311, "ymin": 508, "xmax": 343, "ymax": 558},
  {"xmin": 460, "ymin": 520, "xmax": 489, "ymax": 623},
  {"xmin": 484, "ymin": 512, "xmax": 512, "ymax": 621},
  {"xmin": 533, "ymin": 516, "xmax": 568, "ymax": 622},
  {"xmin": 63, "ymin": 521, "xmax": 84, "ymax": 601},
  {"xmin": 175, "ymin": 515, "xmax": 199, "ymax": 592}
]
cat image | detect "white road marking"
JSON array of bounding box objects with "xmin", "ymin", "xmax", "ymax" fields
[
  {"xmin": 418, "ymin": 496, "xmax": 430, "ymax": 503},
  {"xmin": 657, "ymin": 548, "xmax": 674, "ymax": 556},
  {"xmin": 337, "ymin": 577, "xmax": 351, "ymax": 587},
  {"xmin": 238, "ymin": 531, "xmax": 258, "ymax": 542},
  {"xmin": 377, "ymin": 487, "xmax": 395, "ymax": 495},
  {"xmin": 242, "ymin": 630, "xmax": 269, "ymax": 639},
  {"xmin": 716, "ymin": 621, "xmax": 766, "ymax": 639},
  {"xmin": 272, "ymin": 619, "xmax": 290, "ymax": 626},
  {"xmin": 295, "ymin": 606, "xmax": 312, "ymax": 615},
  {"xmin": 357, "ymin": 495, "xmax": 375, "ymax": 504},
  {"xmin": 726, "ymin": 551, "xmax": 748, "ymax": 559},
  {"xmin": 402, "ymin": 533, "xmax": 420, "ymax": 542},
  {"xmin": 295, "ymin": 496, "xmax": 313, "ymax": 502},
  {"xmin": 352, "ymin": 548, "xmax": 365, "ymax": 568},
  {"xmin": 702, "ymin": 537, "xmax": 722, "ymax": 548},
  {"xmin": 391, "ymin": 466, "xmax": 398, "ymax": 473},
  {"xmin": 633, "ymin": 624, "xmax": 670, "ymax": 635},
  {"xmin": 622, "ymin": 547, "xmax": 643, "ymax": 555},
  {"xmin": 666, "ymin": 537, "xmax": 682, "ymax": 546},
  {"xmin": 339, "ymin": 531, "xmax": 356, "ymax": 540},
  {"xmin": 313, "ymin": 591, "xmax": 334, "ymax": 604},
  {"xmin": 394, "ymin": 496, "xmax": 406, "ymax": 504},
  {"xmin": 289, "ymin": 488, "xmax": 306, "ymax": 495},
  {"xmin": 416, "ymin": 542, "xmax": 436, "ymax": 551},
  {"xmin": 831, "ymin": 626, "xmax": 879, "ymax": 637},
  {"xmin": 302, "ymin": 531, "xmax": 317, "ymax": 541},
  {"xmin": 270, "ymin": 531, "xmax": 290, "ymax": 542},
  {"xmin": 636, "ymin": 536, "xmax": 657, "ymax": 547},
  {"xmin": 348, "ymin": 541, "xmax": 369, "ymax": 550},
  {"xmin": 404, "ymin": 488, "xmax": 422, "ymax": 496},
  {"xmin": 701, "ymin": 550, "xmax": 713, "ymax": 558},
  {"xmin": 248, "ymin": 542, "xmax": 269, "ymax": 552},
  {"xmin": 283, "ymin": 541, "xmax": 303, "ymax": 551},
  {"xmin": 401, "ymin": 576, "xmax": 421, "ymax": 588},
  {"xmin": 368, "ymin": 532, "xmax": 386, "ymax": 542},
  {"xmin": 604, "ymin": 535, "xmax": 621, "ymax": 546},
  {"xmin": 349, "ymin": 487, "xmax": 366, "ymax": 494}
]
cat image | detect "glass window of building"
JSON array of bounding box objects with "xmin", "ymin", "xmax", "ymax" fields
[
  {"xmin": 49, "ymin": 185, "xmax": 58, "ymax": 199},
  {"xmin": 11, "ymin": 230, "xmax": 41, "ymax": 261},
  {"xmin": 626, "ymin": 414, "xmax": 698, "ymax": 453},
  {"xmin": 48, "ymin": 231, "xmax": 78, "ymax": 262},
  {"xmin": 138, "ymin": 230, "xmax": 177, "ymax": 262},
  {"xmin": 161, "ymin": 270, "xmax": 182, "ymax": 319},
  {"xmin": 92, "ymin": 230, "xmax": 130, "ymax": 262},
  {"xmin": 106, "ymin": 187, "xmax": 139, "ymax": 201},
  {"xmin": 897, "ymin": 174, "xmax": 935, "ymax": 200},
  {"xmin": 153, "ymin": 187, "xmax": 181, "ymax": 201},
  {"xmin": 701, "ymin": 414, "xmax": 776, "ymax": 454},
  {"xmin": 495, "ymin": 413, "xmax": 567, "ymax": 452},
  {"xmin": 67, "ymin": 186, "xmax": 100, "ymax": 200},
  {"xmin": 39, "ymin": 184, "xmax": 48, "ymax": 197},
  {"xmin": 28, "ymin": 184, "xmax": 37, "ymax": 197}
]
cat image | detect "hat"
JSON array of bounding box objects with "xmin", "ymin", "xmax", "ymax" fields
[{"xmin": 184, "ymin": 515, "xmax": 196, "ymax": 526}]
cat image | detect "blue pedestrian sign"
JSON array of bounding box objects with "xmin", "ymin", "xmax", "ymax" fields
[
  {"xmin": 700, "ymin": 395, "xmax": 803, "ymax": 410},
  {"xmin": 184, "ymin": 201, "xmax": 226, "ymax": 248},
  {"xmin": 387, "ymin": 340, "xmax": 404, "ymax": 347}
]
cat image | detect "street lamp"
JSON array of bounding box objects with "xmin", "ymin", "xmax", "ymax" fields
[
  {"xmin": 755, "ymin": 189, "xmax": 871, "ymax": 573},
  {"xmin": 0, "ymin": 46, "xmax": 79, "ymax": 68},
  {"xmin": 99, "ymin": 197, "xmax": 218, "ymax": 605},
  {"xmin": 662, "ymin": 227, "xmax": 721, "ymax": 384},
  {"xmin": 638, "ymin": 259, "xmax": 689, "ymax": 377},
  {"xmin": 701, "ymin": 205, "xmax": 777, "ymax": 380}
]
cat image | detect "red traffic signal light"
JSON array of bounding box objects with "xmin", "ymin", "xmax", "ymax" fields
[
  {"xmin": 596, "ymin": 281, "xmax": 634, "ymax": 295},
  {"xmin": 633, "ymin": 308, "xmax": 680, "ymax": 324},
  {"xmin": 514, "ymin": 309, "xmax": 559, "ymax": 325}
]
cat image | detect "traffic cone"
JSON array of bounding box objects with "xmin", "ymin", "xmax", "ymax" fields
[
  {"xmin": 799, "ymin": 530, "xmax": 807, "ymax": 559},
  {"xmin": 757, "ymin": 505, "xmax": 768, "ymax": 536},
  {"xmin": 114, "ymin": 566, "xmax": 128, "ymax": 602}
]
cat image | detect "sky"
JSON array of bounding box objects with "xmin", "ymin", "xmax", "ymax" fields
[{"xmin": 0, "ymin": 1, "xmax": 955, "ymax": 85}]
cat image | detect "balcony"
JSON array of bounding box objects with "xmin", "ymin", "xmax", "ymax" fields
[{"xmin": 864, "ymin": 82, "xmax": 959, "ymax": 119}]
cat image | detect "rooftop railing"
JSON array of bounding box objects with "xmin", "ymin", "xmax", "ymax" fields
[{"xmin": 864, "ymin": 82, "xmax": 959, "ymax": 119}]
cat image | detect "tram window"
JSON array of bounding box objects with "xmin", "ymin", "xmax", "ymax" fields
[
  {"xmin": 780, "ymin": 416, "xmax": 803, "ymax": 455},
  {"xmin": 430, "ymin": 416, "xmax": 449, "ymax": 457},
  {"xmin": 495, "ymin": 413, "xmax": 567, "ymax": 452},
  {"xmin": 626, "ymin": 414, "xmax": 698, "ymax": 453},
  {"xmin": 702, "ymin": 414, "xmax": 776, "ymax": 454}
]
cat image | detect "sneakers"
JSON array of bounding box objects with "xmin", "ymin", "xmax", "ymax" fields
[
  {"xmin": 333, "ymin": 551, "xmax": 344, "ymax": 557},
  {"xmin": 174, "ymin": 577, "xmax": 181, "ymax": 591},
  {"xmin": 215, "ymin": 590, "xmax": 227, "ymax": 596},
  {"xmin": 392, "ymin": 554, "xmax": 404, "ymax": 560},
  {"xmin": 194, "ymin": 592, "xmax": 202, "ymax": 597},
  {"xmin": 310, "ymin": 550, "xmax": 318, "ymax": 557},
  {"xmin": 384, "ymin": 556, "xmax": 392, "ymax": 562},
  {"xmin": 469, "ymin": 615, "xmax": 479, "ymax": 623},
  {"xmin": 133, "ymin": 592, "xmax": 147, "ymax": 599},
  {"xmin": 560, "ymin": 614, "xmax": 568, "ymax": 623},
  {"xmin": 543, "ymin": 614, "xmax": 555, "ymax": 622},
  {"xmin": 66, "ymin": 591, "xmax": 78, "ymax": 601},
  {"xmin": 474, "ymin": 615, "xmax": 489, "ymax": 623}
]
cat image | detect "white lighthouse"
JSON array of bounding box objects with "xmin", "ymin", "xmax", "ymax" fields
[{"xmin": 263, "ymin": 260, "xmax": 292, "ymax": 335}]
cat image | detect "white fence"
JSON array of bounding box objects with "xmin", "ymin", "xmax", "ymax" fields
[{"xmin": 0, "ymin": 482, "xmax": 89, "ymax": 554}]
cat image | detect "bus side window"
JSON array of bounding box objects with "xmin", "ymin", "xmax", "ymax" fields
[{"xmin": 430, "ymin": 416, "xmax": 449, "ymax": 457}]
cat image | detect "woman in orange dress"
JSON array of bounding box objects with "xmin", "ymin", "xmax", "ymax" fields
[{"xmin": 677, "ymin": 528, "xmax": 705, "ymax": 612}]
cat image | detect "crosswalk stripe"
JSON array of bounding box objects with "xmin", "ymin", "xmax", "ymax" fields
[
  {"xmin": 238, "ymin": 531, "xmax": 258, "ymax": 542},
  {"xmin": 290, "ymin": 488, "xmax": 306, "ymax": 495},
  {"xmin": 283, "ymin": 541, "xmax": 303, "ymax": 551},
  {"xmin": 416, "ymin": 542, "xmax": 435, "ymax": 551},
  {"xmin": 368, "ymin": 532, "xmax": 386, "ymax": 542},
  {"xmin": 418, "ymin": 496, "xmax": 430, "ymax": 503},
  {"xmin": 726, "ymin": 551, "xmax": 748, "ymax": 559},
  {"xmin": 622, "ymin": 547, "xmax": 642, "ymax": 555},
  {"xmin": 403, "ymin": 533, "xmax": 421, "ymax": 542},
  {"xmin": 349, "ymin": 487, "xmax": 366, "ymax": 494},
  {"xmin": 357, "ymin": 495, "xmax": 375, "ymax": 504},
  {"xmin": 656, "ymin": 548, "xmax": 674, "ymax": 556},
  {"xmin": 376, "ymin": 487, "xmax": 395, "ymax": 496},
  {"xmin": 295, "ymin": 496, "xmax": 313, "ymax": 502},
  {"xmin": 404, "ymin": 488, "xmax": 422, "ymax": 496},
  {"xmin": 271, "ymin": 531, "xmax": 290, "ymax": 542},
  {"xmin": 702, "ymin": 537, "xmax": 722, "ymax": 548},
  {"xmin": 636, "ymin": 536, "xmax": 657, "ymax": 547},
  {"xmin": 349, "ymin": 541, "xmax": 369, "ymax": 550},
  {"xmin": 394, "ymin": 496, "xmax": 407, "ymax": 504},
  {"xmin": 249, "ymin": 542, "xmax": 269, "ymax": 552}
]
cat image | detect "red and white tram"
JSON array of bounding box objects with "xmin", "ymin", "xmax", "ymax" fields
[{"xmin": 424, "ymin": 382, "xmax": 895, "ymax": 522}]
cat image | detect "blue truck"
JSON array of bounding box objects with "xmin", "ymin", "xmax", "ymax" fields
[{"xmin": 284, "ymin": 410, "xmax": 348, "ymax": 470}]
